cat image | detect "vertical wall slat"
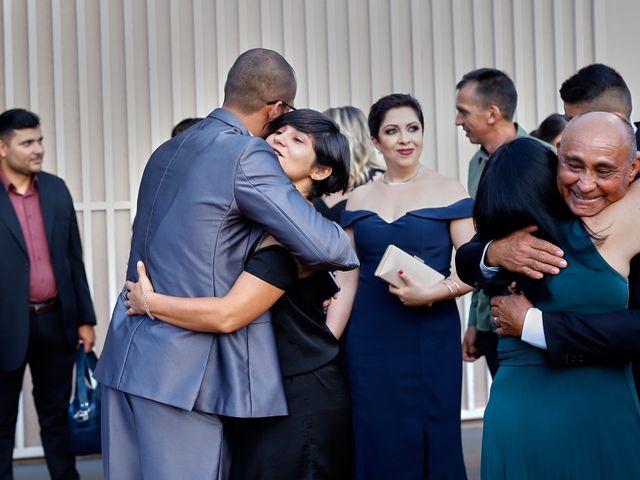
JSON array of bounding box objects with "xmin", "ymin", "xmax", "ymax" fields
[
  {"xmin": 124, "ymin": 0, "xmax": 139, "ymax": 222},
  {"xmin": 553, "ymin": 0, "xmax": 565, "ymax": 112},
  {"xmin": 533, "ymin": 0, "xmax": 545, "ymax": 122},
  {"xmin": 326, "ymin": 0, "xmax": 340, "ymax": 107},
  {"xmin": 451, "ymin": 0, "xmax": 469, "ymax": 191},
  {"xmin": 471, "ymin": 0, "xmax": 484, "ymax": 68},
  {"xmin": 303, "ymin": 0, "xmax": 317, "ymax": 108},
  {"xmin": 430, "ymin": 0, "xmax": 447, "ymax": 173},
  {"xmin": 75, "ymin": 0, "xmax": 94, "ymax": 294},
  {"xmin": 146, "ymin": 0, "xmax": 161, "ymax": 151},
  {"xmin": 3, "ymin": 0, "xmax": 13, "ymax": 107},
  {"xmin": 193, "ymin": 0, "xmax": 206, "ymax": 117},
  {"xmin": 389, "ymin": 0, "xmax": 402, "ymax": 92},
  {"xmin": 259, "ymin": 0, "xmax": 271, "ymax": 47},
  {"xmin": 511, "ymin": 0, "xmax": 527, "ymax": 124},
  {"xmin": 27, "ymin": 0, "xmax": 38, "ymax": 111},
  {"xmin": 51, "ymin": 0, "xmax": 66, "ymax": 180},
  {"xmin": 99, "ymin": 0, "xmax": 117, "ymax": 309},
  {"xmin": 215, "ymin": 0, "xmax": 228, "ymax": 101},
  {"xmin": 592, "ymin": 0, "xmax": 606, "ymax": 62},
  {"xmin": 170, "ymin": 0, "xmax": 182, "ymax": 123},
  {"xmin": 574, "ymin": 0, "xmax": 585, "ymax": 69}
]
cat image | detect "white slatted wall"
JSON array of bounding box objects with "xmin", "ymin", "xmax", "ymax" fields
[{"xmin": 1, "ymin": 0, "xmax": 628, "ymax": 459}]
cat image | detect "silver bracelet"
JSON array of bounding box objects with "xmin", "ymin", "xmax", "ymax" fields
[
  {"xmin": 450, "ymin": 279, "xmax": 462, "ymax": 296},
  {"xmin": 443, "ymin": 280, "xmax": 456, "ymax": 296},
  {"xmin": 143, "ymin": 291, "xmax": 155, "ymax": 320}
]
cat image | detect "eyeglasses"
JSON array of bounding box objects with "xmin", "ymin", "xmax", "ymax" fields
[{"xmin": 266, "ymin": 100, "xmax": 297, "ymax": 112}]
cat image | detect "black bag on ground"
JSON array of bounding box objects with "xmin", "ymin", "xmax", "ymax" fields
[{"xmin": 68, "ymin": 346, "xmax": 101, "ymax": 455}]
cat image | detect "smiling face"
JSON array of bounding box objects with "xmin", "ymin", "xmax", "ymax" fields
[
  {"xmin": 0, "ymin": 127, "xmax": 44, "ymax": 178},
  {"xmin": 557, "ymin": 113, "xmax": 639, "ymax": 217},
  {"xmin": 455, "ymin": 83, "xmax": 492, "ymax": 146},
  {"xmin": 372, "ymin": 106, "xmax": 423, "ymax": 168}
]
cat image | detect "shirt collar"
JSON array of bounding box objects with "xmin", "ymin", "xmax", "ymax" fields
[{"xmin": 0, "ymin": 171, "xmax": 38, "ymax": 194}]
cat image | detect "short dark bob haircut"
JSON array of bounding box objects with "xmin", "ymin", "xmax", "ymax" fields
[
  {"xmin": 368, "ymin": 94, "xmax": 424, "ymax": 140},
  {"xmin": 265, "ymin": 109, "xmax": 350, "ymax": 199}
]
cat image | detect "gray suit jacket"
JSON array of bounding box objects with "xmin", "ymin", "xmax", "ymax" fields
[{"xmin": 94, "ymin": 108, "xmax": 358, "ymax": 417}]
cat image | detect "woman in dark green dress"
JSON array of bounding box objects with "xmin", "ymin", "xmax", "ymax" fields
[{"xmin": 474, "ymin": 133, "xmax": 640, "ymax": 479}]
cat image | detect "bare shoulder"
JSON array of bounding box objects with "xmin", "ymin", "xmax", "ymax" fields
[
  {"xmin": 425, "ymin": 171, "xmax": 470, "ymax": 203},
  {"xmin": 346, "ymin": 181, "xmax": 377, "ymax": 211}
]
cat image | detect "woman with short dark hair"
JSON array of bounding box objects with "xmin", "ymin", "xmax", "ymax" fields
[{"xmin": 327, "ymin": 94, "xmax": 475, "ymax": 479}]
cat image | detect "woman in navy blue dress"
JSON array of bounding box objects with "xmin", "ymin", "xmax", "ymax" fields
[{"xmin": 327, "ymin": 94, "xmax": 475, "ymax": 479}]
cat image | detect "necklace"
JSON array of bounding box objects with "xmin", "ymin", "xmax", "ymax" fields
[{"xmin": 382, "ymin": 166, "xmax": 422, "ymax": 185}]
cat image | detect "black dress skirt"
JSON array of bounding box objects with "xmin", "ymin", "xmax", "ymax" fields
[{"xmin": 228, "ymin": 246, "xmax": 353, "ymax": 480}]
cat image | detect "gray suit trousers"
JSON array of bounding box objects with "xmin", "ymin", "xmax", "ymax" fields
[{"xmin": 101, "ymin": 386, "xmax": 229, "ymax": 480}]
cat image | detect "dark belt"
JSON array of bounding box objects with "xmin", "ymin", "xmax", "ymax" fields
[{"xmin": 29, "ymin": 297, "xmax": 59, "ymax": 314}]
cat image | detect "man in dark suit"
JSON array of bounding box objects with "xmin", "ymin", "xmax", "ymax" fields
[
  {"xmin": 0, "ymin": 109, "xmax": 96, "ymax": 480},
  {"xmin": 456, "ymin": 64, "xmax": 640, "ymax": 392},
  {"xmin": 94, "ymin": 49, "xmax": 357, "ymax": 479}
]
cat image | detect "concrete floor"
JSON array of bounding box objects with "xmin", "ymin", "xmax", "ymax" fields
[{"xmin": 14, "ymin": 424, "xmax": 483, "ymax": 480}]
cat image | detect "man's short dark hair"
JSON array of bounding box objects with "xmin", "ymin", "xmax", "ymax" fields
[
  {"xmin": 0, "ymin": 108, "xmax": 40, "ymax": 143},
  {"xmin": 559, "ymin": 64, "xmax": 632, "ymax": 118},
  {"xmin": 223, "ymin": 48, "xmax": 296, "ymax": 114},
  {"xmin": 456, "ymin": 68, "xmax": 517, "ymax": 121}
]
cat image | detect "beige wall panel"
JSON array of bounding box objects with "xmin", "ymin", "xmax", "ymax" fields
[
  {"xmin": 346, "ymin": 0, "xmax": 373, "ymax": 109},
  {"xmin": 9, "ymin": 0, "xmax": 640, "ymax": 458},
  {"xmin": 603, "ymin": 0, "xmax": 640, "ymax": 118},
  {"xmin": 90, "ymin": 211, "xmax": 110, "ymax": 349},
  {"xmin": 7, "ymin": 1, "xmax": 30, "ymax": 108}
]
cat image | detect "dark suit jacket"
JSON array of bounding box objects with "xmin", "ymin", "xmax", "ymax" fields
[
  {"xmin": 0, "ymin": 172, "xmax": 96, "ymax": 372},
  {"xmin": 456, "ymin": 234, "xmax": 640, "ymax": 366}
]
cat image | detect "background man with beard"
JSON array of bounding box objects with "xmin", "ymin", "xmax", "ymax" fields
[{"xmin": 0, "ymin": 108, "xmax": 96, "ymax": 480}]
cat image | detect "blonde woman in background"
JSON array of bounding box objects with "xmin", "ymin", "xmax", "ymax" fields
[{"xmin": 314, "ymin": 106, "xmax": 385, "ymax": 222}]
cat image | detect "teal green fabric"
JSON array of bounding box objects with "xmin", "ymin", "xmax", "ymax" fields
[
  {"xmin": 466, "ymin": 123, "xmax": 529, "ymax": 332},
  {"xmin": 482, "ymin": 221, "xmax": 640, "ymax": 479}
]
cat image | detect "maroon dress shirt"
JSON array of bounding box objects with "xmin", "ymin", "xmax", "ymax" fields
[{"xmin": 0, "ymin": 172, "xmax": 58, "ymax": 301}]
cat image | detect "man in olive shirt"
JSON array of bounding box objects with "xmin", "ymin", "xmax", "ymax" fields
[{"xmin": 455, "ymin": 68, "xmax": 528, "ymax": 376}]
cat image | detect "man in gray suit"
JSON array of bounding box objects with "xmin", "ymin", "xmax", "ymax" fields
[{"xmin": 94, "ymin": 49, "xmax": 358, "ymax": 480}]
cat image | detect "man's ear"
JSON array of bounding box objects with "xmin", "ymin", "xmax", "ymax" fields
[
  {"xmin": 310, "ymin": 165, "xmax": 332, "ymax": 182},
  {"xmin": 0, "ymin": 138, "xmax": 8, "ymax": 159},
  {"xmin": 266, "ymin": 102, "xmax": 284, "ymax": 122},
  {"xmin": 629, "ymin": 151, "xmax": 640, "ymax": 182},
  {"xmin": 487, "ymin": 105, "xmax": 501, "ymax": 125}
]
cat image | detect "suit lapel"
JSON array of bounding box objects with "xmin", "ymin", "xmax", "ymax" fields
[
  {"xmin": 37, "ymin": 174, "xmax": 56, "ymax": 247},
  {"xmin": 0, "ymin": 186, "xmax": 28, "ymax": 255}
]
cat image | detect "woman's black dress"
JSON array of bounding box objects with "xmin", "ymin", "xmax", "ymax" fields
[{"xmin": 229, "ymin": 245, "xmax": 353, "ymax": 480}]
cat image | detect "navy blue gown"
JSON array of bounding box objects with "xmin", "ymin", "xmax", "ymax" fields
[{"xmin": 341, "ymin": 198, "xmax": 472, "ymax": 480}]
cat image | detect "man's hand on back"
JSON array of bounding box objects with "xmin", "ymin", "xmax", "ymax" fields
[{"xmin": 485, "ymin": 226, "xmax": 567, "ymax": 279}]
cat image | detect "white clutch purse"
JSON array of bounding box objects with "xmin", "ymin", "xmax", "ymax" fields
[{"xmin": 374, "ymin": 244, "xmax": 444, "ymax": 288}]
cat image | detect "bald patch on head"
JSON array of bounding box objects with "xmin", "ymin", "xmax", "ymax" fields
[
  {"xmin": 223, "ymin": 48, "xmax": 296, "ymax": 114},
  {"xmin": 562, "ymin": 111, "xmax": 636, "ymax": 164}
]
